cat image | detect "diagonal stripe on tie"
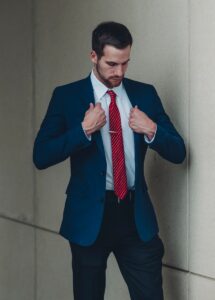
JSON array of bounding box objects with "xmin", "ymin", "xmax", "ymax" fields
[{"xmin": 107, "ymin": 90, "xmax": 128, "ymax": 200}]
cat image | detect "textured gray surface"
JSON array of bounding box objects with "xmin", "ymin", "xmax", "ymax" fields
[
  {"xmin": 0, "ymin": 218, "xmax": 35, "ymax": 300},
  {"xmin": 0, "ymin": 0, "xmax": 34, "ymax": 223},
  {"xmin": 189, "ymin": 0, "xmax": 215, "ymax": 279},
  {"xmin": 1, "ymin": 0, "xmax": 215, "ymax": 299}
]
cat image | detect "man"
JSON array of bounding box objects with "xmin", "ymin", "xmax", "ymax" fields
[{"xmin": 33, "ymin": 22, "xmax": 186, "ymax": 300}]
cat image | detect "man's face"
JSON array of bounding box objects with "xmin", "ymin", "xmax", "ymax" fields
[{"xmin": 91, "ymin": 45, "xmax": 131, "ymax": 88}]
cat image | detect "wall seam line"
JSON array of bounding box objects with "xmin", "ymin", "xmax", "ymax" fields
[
  {"xmin": 1, "ymin": 214, "xmax": 215, "ymax": 283},
  {"xmin": 187, "ymin": 0, "xmax": 191, "ymax": 299},
  {"xmin": 31, "ymin": 0, "xmax": 37, "ymax": 299}
]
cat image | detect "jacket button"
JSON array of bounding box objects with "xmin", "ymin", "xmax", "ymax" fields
[{"xmin": 100, "ymin": 171, "xmax": 105, "ymax": 176}]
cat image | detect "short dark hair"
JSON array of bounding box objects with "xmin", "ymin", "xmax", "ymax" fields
[{"xmin": 92, "ymin": 21, "xmax": 133, "ymax": 58}]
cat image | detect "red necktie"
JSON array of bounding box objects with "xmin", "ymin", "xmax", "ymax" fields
[{"xmin": 107, "ymin": 90, "xmax": 128, "ymax": 200}]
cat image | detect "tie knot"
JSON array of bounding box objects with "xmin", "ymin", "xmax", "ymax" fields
[{"xmin": 107, "ymin": 90, "xmax": 116, "ymax": 100}]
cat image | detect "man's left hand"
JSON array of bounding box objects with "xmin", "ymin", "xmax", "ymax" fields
[{"xmin": 129, "ymin": 105, "xmax": 157, "ymax": 140}]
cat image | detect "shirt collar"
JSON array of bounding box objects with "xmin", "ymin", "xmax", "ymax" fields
[{"xmin": 90, "ymin": 70, "xmax": 123, "ymax": 100}]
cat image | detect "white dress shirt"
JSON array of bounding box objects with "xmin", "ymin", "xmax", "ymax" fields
[{"xmin": 90, "ymin": 71, "xmax": 135, "ymax": 190}]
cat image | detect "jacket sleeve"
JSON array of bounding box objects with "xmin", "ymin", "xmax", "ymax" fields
[
  {"xmin": 147, "ymin": 86, "xmax": 186, "ymax": 164},
  {"xmin": 33, "ymin": 88, "xmax": 91, "ymax": 170}
]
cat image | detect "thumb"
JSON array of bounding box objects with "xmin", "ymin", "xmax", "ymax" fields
[{"xmin": 89, "ymin": 102, "xmax": 94, "ymax": 110}]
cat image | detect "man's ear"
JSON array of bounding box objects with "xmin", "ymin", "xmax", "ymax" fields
[{"xmin": 90, "ymin": 50, "xmax": 98, "ymax": 64}]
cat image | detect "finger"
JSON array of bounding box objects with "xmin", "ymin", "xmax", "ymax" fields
[
  {"xmin": 94, "ymin": 103, "xmax": 103, "ymax": 112},
  {"xmin": 101, "ymin": 116, "xmax": 106, "ymax": 122},
  {"xmin": 100, "ymin": 117, "xmax": 105, "ymax": 123},
  {"xmin": 129, "ymin": 115, "xmax": 134, "ymax": 122},
  {"xmin": 95, "ymin": 102, "xmax": 102, "ymax": 108},
  {"xmin": 129, "ymin": 110, "xmax": 134, "ymax": 117},
  {"xmin": 128, "ymin": 121, "xmax": 134, "ymax": 129},
  {"xmin": 101, "ymin": 120, "xmax": 106, "ymax": 126},
  {"xmin": 131, "ymin": 106, "xmax": 138, "ymax": 115}
]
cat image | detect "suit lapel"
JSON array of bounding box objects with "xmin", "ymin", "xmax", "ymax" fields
[
  {"xmin": 80, "ymin": 76, "xmax": 106, "ymax": 159},
  {"xmin": 123, "ymin": 78, "xmax": 138, "ymax": 108},
  {"xmin": 79, "ymin": 75, "xmax": 96, "ymax": 107},
  {"xmin": 123, "ymin": 79, "xmax": 141, "ymax": 176}
]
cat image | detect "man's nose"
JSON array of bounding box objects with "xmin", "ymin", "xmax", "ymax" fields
[{"xmin": 115, "ymin": 65, "xmax": 123, "ymax": 77}]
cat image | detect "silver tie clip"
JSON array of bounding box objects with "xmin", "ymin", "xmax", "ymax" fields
[{"xmin": 109, "ymin": 130, "xmax": 118, "ymax": 134}]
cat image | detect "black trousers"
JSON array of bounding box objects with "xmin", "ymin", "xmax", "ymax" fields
[{"xmin": 69, "ymin": 191, "xmax": 165, "ymax": 300}]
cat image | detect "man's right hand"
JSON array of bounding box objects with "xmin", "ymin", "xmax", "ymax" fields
[{"xmin": 82, "ymin": 103, "xmax": 106, "ymax": 136}]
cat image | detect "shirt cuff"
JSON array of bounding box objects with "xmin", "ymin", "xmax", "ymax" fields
[
  {"xmin": 81, "ymin": 124, "xmax": 92, "ymax": 141},
  {"xmin": 144, "ymin": 125, "xmax": 157, "ymax": 144}
]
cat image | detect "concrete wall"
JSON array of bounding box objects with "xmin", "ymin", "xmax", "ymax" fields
[
  {"xmin": 1, "ymin": 0, "xmax": 215, "ymax": 299},
  {"xmin": 0, "ymin": 0, "xmax": 35, "ymax": 299}
]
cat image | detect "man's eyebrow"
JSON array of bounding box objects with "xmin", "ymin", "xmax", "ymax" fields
[{"xmin": 106, "ymin": 58, "xmax": 130, "ymax": 65}]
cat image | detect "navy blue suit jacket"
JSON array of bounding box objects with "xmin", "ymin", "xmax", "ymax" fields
[{"xmin": 33, "ymin": 75, "xmax": 186, "ymax": 246}]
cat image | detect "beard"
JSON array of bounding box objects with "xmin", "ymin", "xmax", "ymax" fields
[{"xmin": 95, "ymin": 64, "xmax": 123, "ymax": 88}]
